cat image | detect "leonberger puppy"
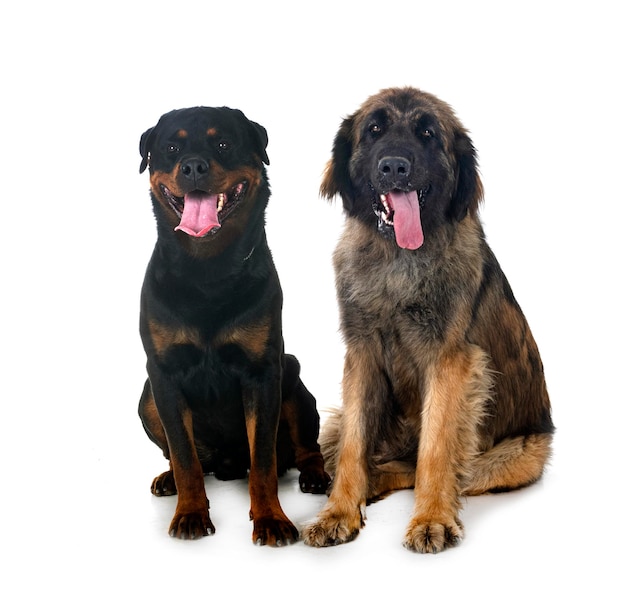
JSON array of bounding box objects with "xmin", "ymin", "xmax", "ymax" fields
[{"xmin": 302, "ymin": 87, "xmax": 554, "ymax": 553}]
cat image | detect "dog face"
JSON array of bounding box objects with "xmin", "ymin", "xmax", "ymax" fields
[
  {"xmin": 321, "ymin": 87, "xmax": 483, "ymax": 249},
  {"xmin": 139, "ymin": 107, "xmax": 269, "ymax": 239}
]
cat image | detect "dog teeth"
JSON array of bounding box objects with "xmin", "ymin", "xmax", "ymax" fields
[
  {"xmin": 379, "ymin": 194, "xmax": 393, "ymax": 225},
  {"xmin": 217, "ymin": 194, "xmax": 225, "ymax": 213}
]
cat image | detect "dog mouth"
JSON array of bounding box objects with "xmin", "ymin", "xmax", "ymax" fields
[
  {"xmin": 373, "ymin": 189, "xmax": 427, "ymax": 250},
  {"xmin": 160, "ymin": 181, "xmax": 247, "ymax": 237}
]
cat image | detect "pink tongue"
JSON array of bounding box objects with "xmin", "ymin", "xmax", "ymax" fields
[
  {"xmin": 387, "ymin": 190, "xmax": 424, "ymax": 250},
  {"xmin": 175, "ymin": 191, "xmax": 220, "ymax": 237}
]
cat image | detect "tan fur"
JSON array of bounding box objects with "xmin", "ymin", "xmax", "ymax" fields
[
  {"xmin": 302, "ymin": 87, "xmax": 553, "ymax": 553},
  {"xmin": 165, "ymin": 407, "xmax": 211, "ymax": 538},
  {"xmin": 148, "ymin": 320, "xmax": 202, "ymax": 357},
  {"xmin": 214, "ymin": 319, "xmax": 271, "ymax": 360},
  {"xmin": 245, "ymin": 413, "xmax": 299, "ymax": 546}
]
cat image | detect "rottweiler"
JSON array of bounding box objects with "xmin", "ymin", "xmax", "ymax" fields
[{"xmin": 137, "ymin": 106, "xmax": 329, "ymax": 546}]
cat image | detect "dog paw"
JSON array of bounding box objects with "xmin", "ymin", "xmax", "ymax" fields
[
  {"xmin": 169, "ymin": 507, "xmax": 215, "ymax": 540},
  {"xmin": 252, "ymin": 516, "xmax": 299, "ymax": 547},
  {"xmin": 151, "ymin": 470, "xmax": 177, "ymax": 496},
  {"xmin": 402, "ymin": 516, "xmax": 464, "ymax": 554},
  {"xmin": 299, "ymin": 467, "xmax": 331, "ymax": 495},
  {"xmin": 302, "ymin": 509, "xmax": 364, "ymax": 547}
]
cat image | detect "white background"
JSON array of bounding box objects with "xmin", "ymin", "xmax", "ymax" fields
[{"xmin": 1, "ymin": 1, "xmax": 624, "ymax": 586}]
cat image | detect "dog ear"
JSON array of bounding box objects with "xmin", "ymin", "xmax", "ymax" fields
[
  {"xmin": 139, "ymin": 127, "xmax": 154, "ymax": 174},
  {"xmin": 448, "ymin": 130, "xmax": 484, "ymax": 221},
  {"xmin": 249, "ymin": 121, "xmax": 270, "ymax": 166},
  {"xmin": 320, "ymin": 116, "xmax": 355, "ymax": 204}
]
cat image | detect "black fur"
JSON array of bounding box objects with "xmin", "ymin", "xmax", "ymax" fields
[{"xmin": 137, "ymin": 106, "xmax": 329, "ymax": 545}]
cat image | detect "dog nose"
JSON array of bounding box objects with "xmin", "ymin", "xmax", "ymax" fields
[
  {"xmin": 180, "ymin": 157, "xmax": 209, "ymax": 181},
  {"xmin": 378, "ymin": 156, "xmax": 411, "ymax": 181}
]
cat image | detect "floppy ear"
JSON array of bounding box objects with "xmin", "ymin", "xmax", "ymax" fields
[
  {"xmin": 320, "ymin": 116, "xmax": 355, "ymax": 202},
  {"xmin": 448, "ymin": 130, "xmax": 484, "ymax": 221},
  {"xmin": 249, "ymin": 121, "xmax": 270, "ymax": 165},
  {"xmin": 139, "ymin": 127, "xmax": 154, "ymax": 174}
]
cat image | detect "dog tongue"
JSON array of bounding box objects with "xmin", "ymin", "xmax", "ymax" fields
[
  {"xmin": 387, "ymin": 190, "xmax": 424, "ymax": 250},
  {"xmin": 175, "ymin": 191, "xmax": 220, "ymax": 237}
]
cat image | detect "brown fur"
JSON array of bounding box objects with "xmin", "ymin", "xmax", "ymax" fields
[{"xmin": 302, "ymin": 87, "xmax": 554, "ymax": 553}]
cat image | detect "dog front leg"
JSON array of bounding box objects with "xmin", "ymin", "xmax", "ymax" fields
[
  {"xmin": 149, "ymin": 369, "xmax": 214, "ymax": 540},
  {"xmin": 302, "ymin": 346, "xmax": 377, "ymax": 547},
  {"xmin": 243, "ymin": 374, "xmax": 299, "ymax": 547},
  {"xmin": 403, "ymin": 345, "xmax": 490, "ymax": 553}
]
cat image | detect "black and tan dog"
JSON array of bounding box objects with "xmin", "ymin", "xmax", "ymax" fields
[
  {"xmin": 302, "ymin": 87, "xmax": 554, "ymax": 553},
  {"xmin": 137, "ymin": 106, "xmax": 329, "ymax": 546}
]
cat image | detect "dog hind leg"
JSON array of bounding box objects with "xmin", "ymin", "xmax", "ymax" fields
[
  {"xmin": 280, "ymin": 354, "xmax": 330, "ymax": 494},
  {"xmin": 138, "ymin": 379, "xmax": 179, "ymax": 496},
  {"xmin": 368, "ymin": 461, "xmax": 416, "ymax": 501},
  {"xmin": 461, "ymin": 433, "xmax": 553, "ymax": 495}
]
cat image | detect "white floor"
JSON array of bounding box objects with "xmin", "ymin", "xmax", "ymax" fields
[
  {"xmin": 2, "ymin": 1, "xmax": 624, "ymax": 587},
  {"xmin": 4, "ymin": 358, "xmax": 618, "ymax": 588}
]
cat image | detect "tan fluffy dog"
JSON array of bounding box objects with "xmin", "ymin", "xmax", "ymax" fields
[{"xmin": 302, "ymin": 87, "xmax": 553, "ymax": 553}]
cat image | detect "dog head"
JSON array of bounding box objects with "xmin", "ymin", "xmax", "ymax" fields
[
  {"xmin": 139, "ymin": 107, "xmax": 269, "ymax": 243},
  {"xmin": 321, "ymin": 87, "xmax": 483, "ymax": 250}
]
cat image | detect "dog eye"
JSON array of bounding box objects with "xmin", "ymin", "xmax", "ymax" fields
[
  {"xmin": 218, "ymin": 140, "xmax": 230, "ymax": 151},
  {"xmin": 167, "ymin": 143, "xmax": 180, "ymax": 153},
  {"xmin": 420, "ymin": 128, "xmax": 435, "ymax": 139},
  {"xmin": 368, "ymin": 124, "xmax": 384, "ymax": 139}
]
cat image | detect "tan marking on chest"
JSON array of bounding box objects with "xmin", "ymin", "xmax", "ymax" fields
[
  {"xmin": 148, "ymin": 320, "xmax": 202, "ymax": 356},
  {"xmin": 214, "ymin": 319, "xmax": 271, "ymax": 360}
]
